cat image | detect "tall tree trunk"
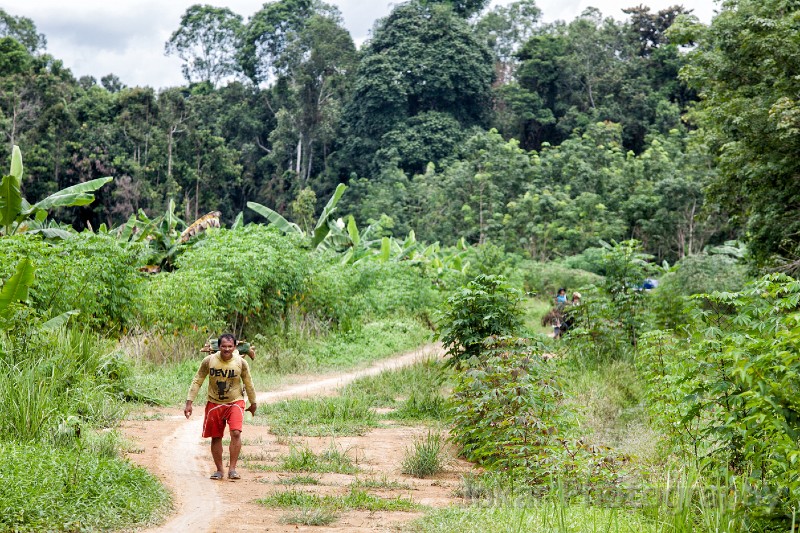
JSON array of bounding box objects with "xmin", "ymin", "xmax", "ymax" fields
[
  {"xmin": 167, "ymin": 129, "xmax": 175, "ymax": 182},
  {"xmin": 478, "ymin": 179, "xmax": 486, "ymax": 245},
  {"xmin": 295, "ymin": 134, "xmax": 303, "ymax": 176},
  {"xmin": 305, "ymin": 142, "xmax": 313, "ymax": 185}
]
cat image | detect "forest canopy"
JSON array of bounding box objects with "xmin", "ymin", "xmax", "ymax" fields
[{"xmin": 0, "ymin": 0, "xmax": 792, "ymax": 268}]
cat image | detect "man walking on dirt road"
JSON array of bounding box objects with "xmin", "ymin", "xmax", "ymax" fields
[{"xmin": 185, "ymin": 333, "xmax": 257, "ymax": 480}]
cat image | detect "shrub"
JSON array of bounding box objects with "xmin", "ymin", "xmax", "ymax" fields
[
  {"xmin": 139, "ymin": 225, "xmax": 308, "ymax": 335},
  {"xmin": 566, "ymin": 240, "xmax": 657, "ymax": 360},
  {"xmin": 559, "ymin": 247, "xmax": 608, "ymax": 276},
  {"xmin": 137, "ymin": 269, "xmax": 225, "ymax": 333},
  {"xmin": 450, "ymin": 336, "xmax": 630, "ymax": 491},
  {"xmin": 0, "ymin": 234, "xmax": 144, "ymax": 333},
  {"xmin": 640, "ymin": 274, "xmax": 800, "ymax": 522},
  {"xmin": 449, "ymin": 336, "xmax": 572, "ymax": 480},
  {"xmin": 303, "ymin": 257, "xmax": 440, "ymax": 330},
  {"xmin": 436, "ymin": 274, "xmax": 523, "ymax": 366},
  {"xmin": 651, "ymin": 252, "xmax": 748, "ymax": 329}
]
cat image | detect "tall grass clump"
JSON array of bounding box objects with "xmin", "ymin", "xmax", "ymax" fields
[
  {"xmin": 0, "ymin": 304, "xmax": 168, "ymax": 530},
  {"xmin": 401, "ymin": 432, "xmax": 447, "ymax": 478},
  {"xmin": 0, "ymin": 326, "xmax": 146, "ymax": 442}
]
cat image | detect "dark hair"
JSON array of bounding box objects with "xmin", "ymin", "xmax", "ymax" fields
[
  {"xmin": 218, "ymin": 333, "xmax": 236, "ymax": 346},
  {"xmin": 557, "ymin": 288, "xmax": 566, "ymax": 294}
]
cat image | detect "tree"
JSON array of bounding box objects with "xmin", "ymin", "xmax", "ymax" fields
[
  {"xmin": 418, "ymin": 0, "xmax": 490, "ymax": 18},
  {"xmin": 100, "ymin": 74, "xmax": 124, "ymax": 93},
  {"xmin": 475, "ymin": 0, "xmax": 541, "ymax": 83},
  {"xmin": 675, "ymin": 0, "xmax": 800, "ymax": 269},
  {"xmin": 0, "ymin": 8, "xmax": 46, "ymax": 53},
  {"xmin": 500, "ymin": 5, "xmax": 693, "ymax": 152},
  {"xmin": 623, "ymin": 4, "xmax": 693, "ymax": 56},
  {"xmin": 341, "ymin": 1, "xmax": 494, "ymax": 176},
  {"xmin": 264, "ymin": 12, "xmax": 356, "ymax": 186},
  {"xmin": 238, "ymin": 0, "xmax": 318, "ymax": 85},
  {"xmin": 165, "ymin": 4, "xmax": 244, "ymax": 87}
]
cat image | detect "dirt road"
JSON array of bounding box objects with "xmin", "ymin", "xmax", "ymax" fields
[{"xmin": 124, "ymin": 343, "xmax": 464, "ymax": 533}]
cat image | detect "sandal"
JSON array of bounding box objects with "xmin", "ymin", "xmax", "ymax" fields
[
  {"xmin": 210, "ymin": 471, "xmax": 224, "ymax": 480},
  {"xmin": 228, "ymin": 470, "xmax": 241, "ymax": 480}
]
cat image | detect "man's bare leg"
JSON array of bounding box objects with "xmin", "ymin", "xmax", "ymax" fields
[
  {"xmin": 211, "ymin": 437, "xmax": 224, "ymax": 475},
  {"xmin": 228, "ymin": 429, "xmax": 242, "ymax": 475}
]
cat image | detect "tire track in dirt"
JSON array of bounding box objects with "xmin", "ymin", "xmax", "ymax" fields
[{"xmin": 141, "ymin": 343, "xmax": 442, "ymax": 533}]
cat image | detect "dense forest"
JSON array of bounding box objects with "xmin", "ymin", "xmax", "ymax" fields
[{"xmin": 4, "ymin": 0, "xmax": 790, "ymax": 269}]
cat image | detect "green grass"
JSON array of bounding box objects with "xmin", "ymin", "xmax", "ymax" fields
[
  {"xmin": 258, "ymin": 315, "xmax": 432, "ymax": 374},
  {"xmin": 522, "ymin": 297, "xmax": 557, "ymax": 337},
  {"xmin": 340, "ymin": 357, "xmax": 449, "ymax": 421},
  {"xmin": 307, "ymin": 317, "xmax": 432, "ymax": 369},
  {"xmin": 277, "ymin": 444, "xmax": 359, "ymax": 474},
  {"xmin": 410, "ymin": 500, "xmax": 666, "ymax": 533},
  {"xmin": 256, "ymin": 394, "xmax": 378, "ymax": 436},
  {"xmin": 280, "ymin": 506, "xmax": 338, "ymax": 526},
  {"xmin": 559, "ymin": 356, "xmax": 656, "ymax": 463},
  {"xmin": 392, "ymin": 390, "xmax": 448, "ymax": 421},
  {"xmin": 414, "ymin": 471, "xmax": 774, "ymax": 533},
  {"xmin": 0, "ymin": 442, "xmax": 170, "ymax": 532},
  {"xmin": 401, "ymin": 432, "xmax": 447, "ymax": 478},
  {"xmin": 259, "ymin": 487, "xmax": 418, "ymax": 512},
  {"xmin": 342, "ymin": 357, "xmax": 445, "ymax": 405},
  {"xmin": 277, "ymin": 475, "xmax": 321, "ymax": 485},
  {"xmin": 351, "ymin": 475, "xmax": 413, "ymax": 490}
]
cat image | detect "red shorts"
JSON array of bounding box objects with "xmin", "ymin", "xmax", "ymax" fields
[{"xmin": 202, "ymin": 400, "xmax": 245, "ymax": 438}]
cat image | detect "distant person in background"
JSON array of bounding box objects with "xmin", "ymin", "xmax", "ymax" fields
[
  {"xmin": 545, "ymin": 288, "xmax": 569, "ymax": 338},
  {"xmin": 185, "ymin": 333, "xmax": 257, "ymax": 481},
  {"xmin": 559, "ymin": 292, "xmax": 581, "ymax": 336},
  {"xmin": 555, "ymin": 288, "xmax": 568, "ymax": 304}
]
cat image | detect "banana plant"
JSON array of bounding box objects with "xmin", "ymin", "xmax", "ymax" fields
[
  {"xmin": 117, "ymin": 199, "xmax": 187, "ymax": 271},
  {"xmin": 341, "ymin": 216, "xmax": 470, "ymax": 275},
  {"xmin": 0, "ymin": 145, "xmax": 112, "ymax": 237},
  {"xmin": 248, "ymin": 183, "xmax": 348, "ymax": 250},
  {"xmin": 0, "ymin": 257, "xmax": 34, "ymax": 320}
]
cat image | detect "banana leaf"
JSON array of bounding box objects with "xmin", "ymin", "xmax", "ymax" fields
[
  {"xmin": 41, "ymin": 310, "xmax": 80, "ymax": 331},
  {"xmin": 232, "ymin": 211, "xmax": 244, "ymax": 230},
  {"xmin": 379, "ymin": 237, "xmax": 391, "ymax": 262},
  {"xmin": 9, "ymin": 145, "xmax": 22, "ymax": 179},
  {"xmin": 29, "ymin": 176, "xmax": 113, "ymax": 212},
  {"xmin": 247, "ymin": 201, "xmax": 303, "ymax": 235},
  {"xmin": 0, "ymin": 173, "xmax": 22, "ymax": 231},
  {"xmin": 311, "ymin": 183, "xmax": 346, "ymax": 247},
  {"xmin": 347, "ymin": 215, "xmax": 359, "ymax": 248},
  {"xmin": 27, "ymin": 228, "xmax": 74, "ymax": 239},
  {"xmin": 0, "ymin": 258, "xmax": 34, "ymax": 318}
]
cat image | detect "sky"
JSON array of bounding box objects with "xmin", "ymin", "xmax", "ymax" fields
[{"xmin": 1, "ymin": 0, "xmax": 719, "ymax": 90}]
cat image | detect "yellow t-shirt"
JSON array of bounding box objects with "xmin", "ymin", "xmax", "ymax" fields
[{"xmin": 187, "ymin": 352, "xmax": 256, "ymax": 405}]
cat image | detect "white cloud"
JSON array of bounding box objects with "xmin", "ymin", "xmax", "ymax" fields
[{"xmin": 2, "ymin": 0, "xmax": 718, "ymax": 89}]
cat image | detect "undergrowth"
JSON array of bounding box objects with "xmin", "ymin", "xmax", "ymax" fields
[{"xmin": 0, "ymin": 442, "xmax": 169, "ymax": 532}]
